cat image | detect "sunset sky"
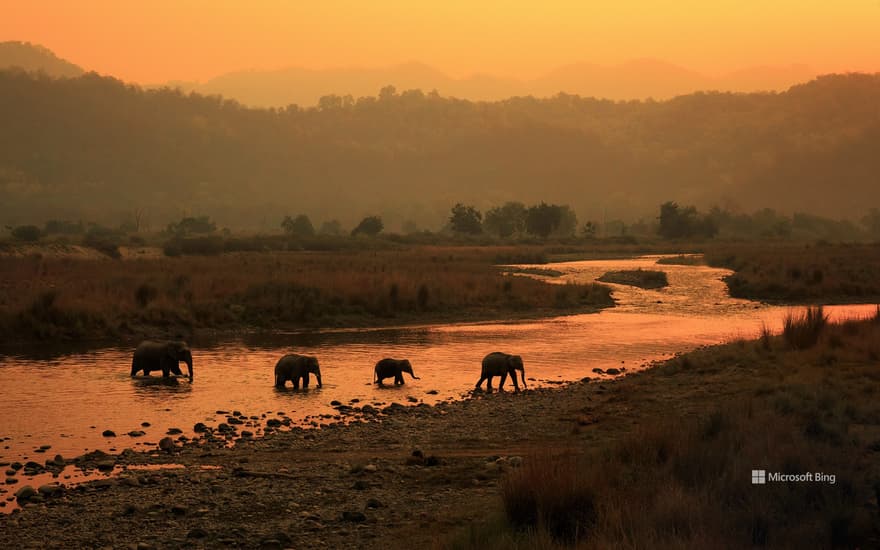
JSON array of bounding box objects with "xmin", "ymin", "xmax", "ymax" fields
[{"xmin": 3, "ymin": 1, "xmax": 879, "ymax": 83}]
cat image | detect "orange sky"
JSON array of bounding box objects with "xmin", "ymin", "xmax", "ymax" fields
[{"xmin": 3, "ymin": 1, "xmax": 879, "ymax": 83}]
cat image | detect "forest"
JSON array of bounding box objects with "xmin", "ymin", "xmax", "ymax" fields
[{"xmin": 1, "ymin": 69, "xmax": 879, "ymax": 232}]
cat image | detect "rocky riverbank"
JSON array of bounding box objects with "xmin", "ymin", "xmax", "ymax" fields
[{"xmin": 4, "ymin": 313, "xmax": 878, "ymax": 548}]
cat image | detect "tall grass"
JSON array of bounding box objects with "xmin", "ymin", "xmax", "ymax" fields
[
  {"xmin": 0, "ymin": 247, "xmax": 614, "ymax": 340},
  {"xmin": 782, "ymin": 306, "xmax": 828, "ymax": 349}
]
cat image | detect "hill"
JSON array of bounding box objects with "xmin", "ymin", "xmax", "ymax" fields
[
  {"xmin": 0, "ymin": 41, "xmax": 84, "ymax": 78},
  {"xmin": 1, "ymin": 70, "xmax": 879, "ymax": 230},
  {"xmin": 178, "ymin": 59, "xmax": 818, "ymax": 108}
]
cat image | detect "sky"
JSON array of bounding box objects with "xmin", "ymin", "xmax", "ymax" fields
[{"xmin": 3, "ymin": 0, "xmax": 879, "ymax": 83}]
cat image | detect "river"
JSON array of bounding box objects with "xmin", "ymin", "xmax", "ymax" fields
[{"xmin": 0, "ymin": 255, "xmax": 875, "ymax": 470}]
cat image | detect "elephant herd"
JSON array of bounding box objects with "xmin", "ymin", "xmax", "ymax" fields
[{"xmin": 130, "ymin": 340, "xmax": 528, "ymax": 392}]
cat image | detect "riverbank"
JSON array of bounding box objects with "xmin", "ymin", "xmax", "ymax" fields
[
  {"xmin": 0, "ymin": 247, "xmax": 614, "ymax": 344},
  {"xmin": 2, "ymin": 309, "xmax": 878, "ymax": 548}
]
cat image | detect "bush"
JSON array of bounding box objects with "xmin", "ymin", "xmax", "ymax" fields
[{"xmin": 11, "ymin": 225, "xmax": 42, "ymax": 242}]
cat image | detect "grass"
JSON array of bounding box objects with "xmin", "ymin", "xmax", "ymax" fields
[
  {"xmin": 656, "ymin": 254, "xmax": 704, "ymax": 266},
  {"xmin": 0, "ymin": 246, "xmax": 614, "ymax": 342},
  {"xmin": 705, "ymin": 243, "xmax": 880, "ymax": 303},
  {"xmin": 446, "ymin": 311, "xmax": 880, "ymax": 549},
  {"xmin": 597, "ymin": 269, "xmax": 669, "ymax": 289}
]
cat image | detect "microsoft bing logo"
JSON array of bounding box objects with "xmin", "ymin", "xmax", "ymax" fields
[{"xmin": 751, "ymin": 469, "xmax": 766, "ymax": 484}]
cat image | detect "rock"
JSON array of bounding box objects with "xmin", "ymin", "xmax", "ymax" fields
[
  {"xmin": 158, "ymin": 437, "xmax": 176, "ymax": 452},
  {"xmin": 508, "ymin": 456, "xmax": 524, "ymax": 468},
  {"xmin": 341, "ymin": 511, "xmax": 367, "ymax": 522},
  {"xmin": 128, "ymin": 430, "xmax": 146, "ymax": 437},
  {"xmin": 227, "ymin": 417, "xmax": 244, "ymax": 425},
  {"xmin": 361, "ymin": 405, "xmax": 377, "ymax": 415},
  {"xmin": 604, "ymin": 368, "xmax": 621, "ymax": 375},
  {"xmin": 216, "ymin": 410, "xmax": 229, "ymax": 415},
  {"xmin": 37, "ymin": 484, "xmax": 63, "ymax": 497},
  {"xmin": 232, "ymin": 410, "xmax": 242, "ymax": 416},
  {"xmin": 366, "ymin": 498, "xmax": 383, "ymax": 509},
  {"xmin": 187, "ymin": 528, "xmax": 208, "ymax": 539},
  {"xmin": 96, "ymin": 460, "xmax": 115, "ymax": 472},
  {"xmin": 4, "ymin": 469, "xmax": 15, "ymax": 476},
  {"xmin": 10, "ymin": 462, "xmax": 22, "ymax": 471},
  {"xmin": 193, "ymin": 422, "xmax": 208, "ymax": 433},
  {"xmin": 330, "ymin": 400, "xmax": 342, "ymax": 406},
  {"xmin": 581, "ymin": 377, "xmax": 592, "ymax": 383},
  {"xmin": 15, "ymin": 485, "xmax": 36, "ymax": 502},
  {"xmin": 102, "ymin": 430, "xmax": 116, "ymax": 437},
  {"xmin": 412, "ymin": 449, "xmax": 424, "ymax": 458},
  {"xmin": 140, "ymin": 422, "xmax": 151, "ymax": 427},
  {"xmin": 166, "ymin": 427, "xmax": 183, "ymax": 435},
  {"xmin": 240, "ymin": 430, "xmax": 254, "ymax": 438},
  {"xmin": 363, "ymin": 464, "xmax": 378, "ymax": 473},
  {"xmin": 266, "ymin": 419, "xmax": 282, "ymax": 428},
  {"xmin": 52, "ymin": 454, "xmax": 65, "ymax": 466},
  {"xmin": 407, "ymin": 396, "xmax": 419, "ymax": 403},
  {"xmin": 426, "ymin": 389, "xmax": 439, "ymax": 395},
  {"xmin": 425, "ymin": 455, "xmax": 441, "ymax": 467},
  {"xmin": 5, "ymin": 477, "xmax": 18, "ymax": 484},
  {"xmin": 591, "ymin": 368, "xmax": 604, "ymax": 374},
  {"xmin": 171, "ymin": 505, "xmax": 188, "ymax": 515}
]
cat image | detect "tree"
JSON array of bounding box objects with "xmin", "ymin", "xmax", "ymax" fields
[
  {"xmin": 351, "ymin": 216, "xmax": 383, "ymax": 237},
  {"xmin": 11, "ymin": 225, "xmax": 42, "ymax": 242},
  {"xmin": 484, "ymin": 202, "xmax": 526, "ymax": 238},
  {"xmin": 281, "ymin": 214, "xmax": 315, "ymax": 237},
  {"xmin": 167, "ymin": 216, "xmax": 216, "ymax": 237},
  {"xmin": 449, "ymin": 203, "xmax": 482, "ymax": 235},
  {"xmin": 658, "ymin": 201, "xmax": 717, "ymax": 239},
  {"xmin": 580, "ymin": 221, "xmax": 598, "ymax": 239},
  {"xmin": 525, "ymin": 202, "xmax": 565, "ymax": 238}
]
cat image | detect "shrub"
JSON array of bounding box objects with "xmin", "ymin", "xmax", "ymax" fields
[{"xmin": 11, "ymin": 225, "xmax": 42, "ymax": 242}]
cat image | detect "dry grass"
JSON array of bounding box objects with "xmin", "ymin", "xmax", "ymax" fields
[
  {"xmin": 0, "ymin": 247, "xmax": 614, "ymax": 341},
  {"xmin": 705, "ymin": 243, "xmax": 880, "ymax": 302},
  {"xmin": 782, "ymin": 305, "xmax": 829, "ymax": 349},
  {"xmin": 449, "ymin": 315, "xmax": 880, "ymax": 549},
  {"xmin": 597, "ymin": 269, "xmax": 669, "ymax": 289}
]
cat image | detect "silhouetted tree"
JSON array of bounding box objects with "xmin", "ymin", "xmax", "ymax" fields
[
  {"xmin": 525, "ymin": 202, "xmax": 570, "ymax": 238},
  {"xmin": 351, "ymin": 216, "xmax": 383, "ymax": 236},
  {"xmin": 449, "ymin": 203, "xmax": 482, "ymax": 235},
  {"xmin": 11, "ymin": 225, "xmax": 41, "ymax": 242},
  {"xmin": 167, "ymin": 216, "xmax": 216, "ymax": 237},
  {"xmin": 581, "ymin": 221, "xmax": 598, "ymax": 239},
  {"xmin": 281, "ymin": 214, "xmax": 315, "ymax": 237},
  {"xmin": 658, "ymin": 202, "xmax": 717, "ymax": 239},
  {"xmin": 484, "ymin": 202, "xmax": 526, "ymax": 238}
]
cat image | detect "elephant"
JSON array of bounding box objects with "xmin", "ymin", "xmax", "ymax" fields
[
  {"xmin": 476, "ymin": 352, "xmax": 526, "ymax": 392},
  {"xmin": 374, "ymin": 358, "xmax": 419, "ymax": 386},
  {"xmin": 274, "ymin": 354, "xmax": 322, "ymax": 389},
  {"xmin": 131, "ymin": 341, "xmax": 193, "ymax": 381}
]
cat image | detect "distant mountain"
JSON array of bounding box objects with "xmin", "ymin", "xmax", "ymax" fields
[
  {"xmin": 0, "ymin": 41, "xmax": 84, "ymax": 78},
  {"xmin": 176, "ymin": 58, "xmax": 820, "ymax": 107}
]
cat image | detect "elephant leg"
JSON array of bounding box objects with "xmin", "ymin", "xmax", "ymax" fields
[
  {"xmin": 275, "ymin": 375, "xmax": 285, "ymax": 388},
  {"xmin": 302, "ymin": 375, "xmax": 310, "ymax": 389},
  {"xmin": 292, "ymin": 376, "xmax": 300, "ymax": 390},
  {"xmin": 395, "ymin": 373, "xmax": 404, "ymax": 385},
  {"xmin": 377, "ymin": 376, "xmax": 385, "ymax": 387},
  {"xmin": 511, "ymin": 372, "xmax": 520, "ymax": 392},
  {"xmin": 486, "ymin": 376, "xmax": 494, "ymax": 392},
  {"xmin": 475, "ymin": 375, "xmax": 486, "ymax": 389}
]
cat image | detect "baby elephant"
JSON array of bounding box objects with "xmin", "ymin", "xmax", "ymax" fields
[
  {"xmin": 476, "ymin": 352, "xmax": 526, "ymax": 392},
  {"xmin": 275, "ymin": 354, "xmax": 322, "ymax": 389},
  {"xmin": 374, "ymin": 358, "xmax": 419, "ymax": 386},
  {"xmin": 131, "ymin": 340, "xmax": 193, "ymax": 381}
]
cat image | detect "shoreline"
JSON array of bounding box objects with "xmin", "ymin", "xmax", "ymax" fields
[{"xmin": 2, "ymin": 313, "xmax": 879, "ymax": 547}]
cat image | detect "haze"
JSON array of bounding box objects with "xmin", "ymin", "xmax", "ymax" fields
[{"xmin": 3, "ymin": 1, "xmax": 879, "ymax": 84}]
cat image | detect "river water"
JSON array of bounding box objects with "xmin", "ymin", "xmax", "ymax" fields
[{"xmin": 1, "ymin": 256, "xmax": 876, "ymax": 469}]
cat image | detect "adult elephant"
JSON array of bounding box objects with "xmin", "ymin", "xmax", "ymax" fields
[
  {"xmin": 476, "ymin": 352, "xmax": 526, "ymax": 392},
  {"xmin": 275, "ymin": 354, "xmax": 322, "ymax": 389},
  {"xmin": 374, "ymin": 358, "xmax": 419, "ymax": 386},
  {"xmin": 131, "ymin": 341, "xmax": 193, "ymax": 381}
]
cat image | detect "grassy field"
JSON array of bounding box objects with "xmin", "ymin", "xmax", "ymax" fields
[
  {"xmin": 705, "ymin": 243, "xmax": 880, "ymax": 303},
  {"xmin": 0, "ymin": 246, "xmax": 613, "ymax": 342},
  {"xmin": 447, "ymin": 307, "xmax": 880, "ymax": 549}
]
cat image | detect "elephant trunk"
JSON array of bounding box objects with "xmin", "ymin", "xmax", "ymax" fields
[
  {"xmin": 315, "ymin": 371, "xmax": 323, "ymax": 388},
  {"xmin": 185, "ymin": 358, "xmax": 193, "ymax": 381},
  {"xmin": 409, "ymin": 371, "xmax": 420, "ymax": 380},
  {"xmin": 520, "ymin": 369, "xmax": 527, "ymax": 389}
]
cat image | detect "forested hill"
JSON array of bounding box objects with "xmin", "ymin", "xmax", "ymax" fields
[
  {"xmin": 1, "ymin": 70, "xmax": 879, "ymax": 230},
  {"xmin": 0, "ymin": 41, "xmax": 84, "ymax": 78}
]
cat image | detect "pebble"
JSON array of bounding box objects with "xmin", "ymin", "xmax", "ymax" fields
[
  {"xmin": 158, "ymin": 437, "xmax": 176, "ymax": 452},
  {"xmin": 166, "ymin": 428, "xmax": 183, "ymax": 435},
  {"xmin": 141, "ymin": 422, "xmax": 151, "ymax": 427},
  {"xmin": 341, "ymin": 511, "xmax": 367, "ymax": 522},
  {"xmin": 363, "ymin": 464, "xmax": 378, "ymax": 473},
  {"xmin": 194, "ymin": 422, "xmax": 208, "ymax": 433},
  {"xmin": 605, "ymin": 368, "xmax": 621, "ymax": 375},
  {"xmin": 14, "ymin": 485, "xmax": 36, "ymax": 502},
  {"xmin": 128, "ymin": 430, "xmax": 146, "ymax": 437},
  {"xmin": 102, "ymin": 430, "xmax": 116, "ymax": 437}
]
